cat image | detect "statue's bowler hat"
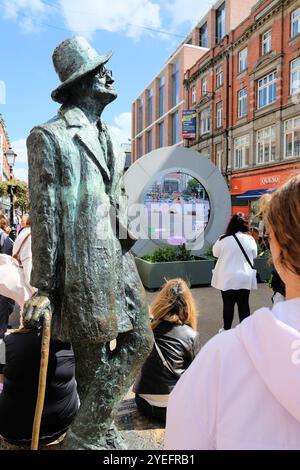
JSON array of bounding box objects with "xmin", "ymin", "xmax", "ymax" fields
[{"xmin": 51, "ymin": 36, "xmax": 113, "ymax": 103}]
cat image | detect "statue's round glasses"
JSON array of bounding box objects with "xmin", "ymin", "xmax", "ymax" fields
[{"xmin": 96, "ymin": 67, "xmax": 112, "ymax": 79}]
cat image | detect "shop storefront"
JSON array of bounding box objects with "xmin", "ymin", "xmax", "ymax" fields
[{"xmin": 231, "ymin": 162, "xmax": 300, "ymax": 220}]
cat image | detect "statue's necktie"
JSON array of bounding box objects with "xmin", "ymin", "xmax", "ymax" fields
[{"xmin": 97, "ymin": 120, "xmax": 108, "ymax": 163}]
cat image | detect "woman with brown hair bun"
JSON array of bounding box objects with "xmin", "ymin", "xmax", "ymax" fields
[
  {"xmin": 166, "ymin": 174, "xmax": 300, "ymax": 450},
  {"xmin": 134, "ymin": 278, "xmax": 201, "ymax": 424}
]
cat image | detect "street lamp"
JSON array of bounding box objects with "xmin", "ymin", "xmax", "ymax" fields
[{"xmin": 5, "ymin": 147, "xmax": 17, "ymax": 237}]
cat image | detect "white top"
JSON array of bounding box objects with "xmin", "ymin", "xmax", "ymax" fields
[
  {"xmin": 12, "ymin": 227, "xmax": 34, "ymax": 294},
  {"xmin": 211, "ymin": 232, "xmax": 258, "ymax": 291},
  {"xmin": 165, "ymin": 298, "xmax": 300, "ymax": 450}
]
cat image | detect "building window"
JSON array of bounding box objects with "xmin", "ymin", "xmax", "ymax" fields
[
  {"xmin": 172, "ymin": 111, "xmax": 179, "ymax": 145},
  {"xmin": 216, "ymin": 2, "xmax": 225, "ymax": 43},
  {"xmin": 158, "ymin": 121, "xmax": 164, "ymax": 147},
  {"xmin": 216, "ymin": 65, "xmax": 223, "ymax": 88},
  {"xmin": 291, "ymin": 57, "xmax": 300, "ymax": 96},
  {"xmin": 172, "ymin": 63, "xmax": 179, "ymax": 107},
  {"xmin": 291, "ymin": 8, "xmax": 300, "ymax": 38},
  {"xmin": 284, "ymin": 117, "xmax": 300, "ymax": 159},
  {"xmin": 238, "ymin": 88, "xmax": 248, "ymax": 118},
  {"xmin": 256, "ymin": 126, "xmax": 276, "ymax": 164},
  {"xmin": 147, "ymin": 129, "xmax": 153, "ymax": 153},
  {"xmin": 216, "ymin": 143, "xmax": 223, "ymax": 171},
  {"xmin": 239, "ymin": 48, "xmax": 248, "ymax": 73},
  {"xmin": 216, "ymin": 102, "xmax": 223, "ymax": 128},
  {"xmin": 258, "ymin": 71, "xmax": 277, "ymax": 109},
  {"xmin": 159, "ymin": 76, "xmax": 165, "ymax": 117},
  {"xmin": 138, "ymin": 137, "xmax": 143, "ymax": 158},
  {"xmin": 234, "ymin": 135, "xmax": 250, "ymax": 169},
  {"xmin": 201, "ymin": 109, "xmax": 211, "ymax": 134},
  {"xmin": 262, "ymin": 30, "xmax": 272, "ymax": 55},
  {"xmin": 147, "ymin": 88, "xmax": 153, "ymax": 126},
  {"xmin": 191, "ymin": 86, "xmax": 196, "ymax": 104},
  {"xmin": 200, "ymin": 23, "xmax": 208, "ymax": 48},
  {"xmin": 202, "ymin": 77, "xmax": 208, "ymax": 96},
  {"xmin": 138, "ymin": 98, "xmax": 143, "ymax": 132}
]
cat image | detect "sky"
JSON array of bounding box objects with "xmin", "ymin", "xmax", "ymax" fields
[{"xmin": 0, "ymin": 0, "xmax": 213, "ymax": 181}]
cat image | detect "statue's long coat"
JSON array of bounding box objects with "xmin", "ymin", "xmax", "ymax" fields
[{"xmin": 27, "ymin": 105, "xmax": 144, "ymax": 343}]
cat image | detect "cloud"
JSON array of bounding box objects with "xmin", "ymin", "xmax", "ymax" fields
[
  {"xmin": 59, "ymin": 0, "xmax": 162, "ymax": 39},
  {"xmin": 10, "ymin": 138, "xmax": 28, "ymax": 182},
  {"xmin": 11, "ymin": 138, "xmax": 28, "ymax": 165},
  {"xmin": 165, "ymin": 0, "xmax": 211, "ymax": 28},
  {"xmin": 108, "ymin": 112, "xmax": 132, "ymax": 145},
  {"xmin": 2, "ymin": 0, "xmax": 51, "ymax": 33}
]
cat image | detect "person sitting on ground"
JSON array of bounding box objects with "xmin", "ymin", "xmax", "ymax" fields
[
  {"xmin": 133, "ymin": 278, "xmax": 201, "ymax": 424},
  {"xmin": 0, "ymin": 323, "xmax": 79, "ymax": 445},
  {"xmin": 165, "ymin": 174, "xmax": 300, "ymax": 450}
]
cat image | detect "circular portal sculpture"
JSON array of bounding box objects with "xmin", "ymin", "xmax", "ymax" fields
[{"xmin": 124, "ymin": 146, "xmax": 231, "ymax": 257}]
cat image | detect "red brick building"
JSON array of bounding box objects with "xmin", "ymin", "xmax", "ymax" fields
[
  {"xmin": 131, "ymin": 0, "xmax": 257, "ymax": 162},
  {"xmin": 0, "ymin": 113, "xmax": 11, "ymax": 181},
  {"xmin": 184, "ymin": 0, "xmax": 300, "ymax": 215}
]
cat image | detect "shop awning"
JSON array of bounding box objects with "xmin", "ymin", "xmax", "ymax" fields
[{"xmin": 236, "ymin": 189, "xmax": 274, "ymax": 201}]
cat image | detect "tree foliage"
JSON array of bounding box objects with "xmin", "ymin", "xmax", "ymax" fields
[
  {"xmin": 187, "ymin": 178, "xmax": 201, "ymax": 196},
  {"xmin": 0, "ymin": 179, "xmax": 29, "ymax": 213}
]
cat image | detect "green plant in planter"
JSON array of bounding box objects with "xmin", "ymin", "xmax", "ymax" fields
[
  {"xmin": 142, "ymin": 244, "xmax": 194, "ymax": 263},
  {"xmin": 203, "ymin": 244, "xmax": 217, "ymax": 260}
]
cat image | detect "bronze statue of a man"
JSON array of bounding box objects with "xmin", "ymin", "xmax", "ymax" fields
[{"xmin": 24, "ymin": 36, "xmax": 153, "ymax": 449}]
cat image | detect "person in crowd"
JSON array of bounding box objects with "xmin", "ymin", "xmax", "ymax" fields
[
  {"xmin": 269, "ymin": 269, "xmax": 286, "ymax": 304},
  {"xmin": 0, "ymin": 323, "xmax": 79, "ymax": 445},
  {"xmin": 211, "ymin": 214, "xmax": 258, "ymax": 331},
  {"xmin": 250, "ymin": 226, "xmax": 259, "ymax": 245},
  {"xmin": 16, "ymin": 213, "xmax": 30, "ymax": 237},
  {"xmin": 0, "ymin": 214, "xmax": 15, "ymax": 338},
  {"xmin": 12, "ymin": 215, "xmax": 35, "ymax": 300},
  {"xmin": 134, "ymin": 278, "xmax": 201, "ymax": 424},
  {"xmin": 258, "ymin": 217, "xmax": 265, "ymax": 245},
  {"xmin": 165, "ymin": 174, "xmax": 300, "ymax": 450}
]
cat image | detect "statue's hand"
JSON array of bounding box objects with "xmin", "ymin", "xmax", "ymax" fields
[{"xmin": 22, "ymin": 294, "xmax": 52, "ymax": 328}]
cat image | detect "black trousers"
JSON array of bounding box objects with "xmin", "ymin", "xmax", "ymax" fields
[
  {"xmin": 135, "ymin": 394, "xmax": 166, "ymax": 424},
  {"xmin": 221, "ymin": 289, "xmax": 250, "ymax": 330}
]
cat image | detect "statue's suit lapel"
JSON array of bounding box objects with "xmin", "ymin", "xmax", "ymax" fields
[
  {"xmin": 60, "ymin": 105, "xmax": 111, "ymax": 181},
  {"xmin": 75, "ymin": 126, "xmax": 111, "ymax": 181}
]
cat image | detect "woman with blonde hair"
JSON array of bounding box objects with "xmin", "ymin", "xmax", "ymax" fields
[
  {"xmin": 165, "ymin": 174, "xmax": 300, "ymax": 449},
  {"xmin": 134, "ymin": 278, "xmax": 200, "ymax": 424}
]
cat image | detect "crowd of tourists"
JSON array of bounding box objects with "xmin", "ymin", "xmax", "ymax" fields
[{"xmin": 0, "ymin": 174, "xmax": 299, "ymax": 449}]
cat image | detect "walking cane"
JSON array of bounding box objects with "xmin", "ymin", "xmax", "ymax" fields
[{"xmin": 31, "ymin": 310, "xmax": 52, "ymax": 451}]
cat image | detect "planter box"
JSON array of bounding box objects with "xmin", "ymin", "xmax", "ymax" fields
[
  {"xmin": 254, "ymin": 257, "xmax": 273, "ymax": 282},
  {"xmin": 135, "ymin": 257, "xmax": 215, "ymax": 290}
]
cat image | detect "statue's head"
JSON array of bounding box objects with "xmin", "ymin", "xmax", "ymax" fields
[{"xmin": 51, "ymin": 36, "xmax": 117, "ymax": 106}]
